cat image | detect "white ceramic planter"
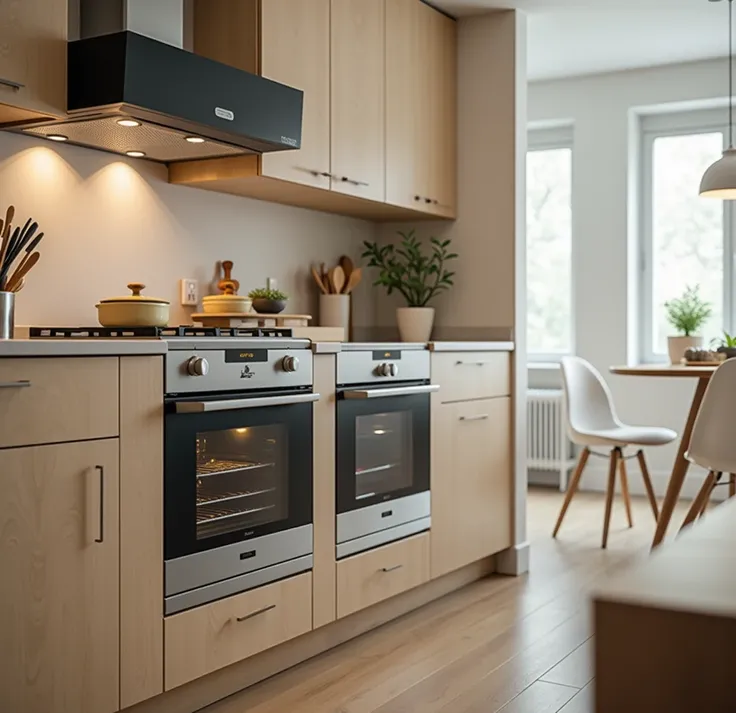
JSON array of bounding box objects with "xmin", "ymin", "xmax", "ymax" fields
[
  {"xmin": 667, "ymin": 335, "xmax": 703, "ymax": 364},
  {"xmin": 396, "ymin": 307, "xmax": 435, "ymax": 343}
]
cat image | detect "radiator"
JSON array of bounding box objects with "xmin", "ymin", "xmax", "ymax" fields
[{"xmin": 527, "ymin": 389, "xmax": 576, "ymax": 491}]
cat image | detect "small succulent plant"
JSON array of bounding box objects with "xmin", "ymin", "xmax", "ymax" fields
[{"xmin": 248, "ymin": 287, "xmax": 288, "ymax": 301}]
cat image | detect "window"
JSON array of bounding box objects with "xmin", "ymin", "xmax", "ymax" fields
[
  {"xmin": 640, "ymin": 110, "xmax": 733, "ymax": 362},
  {"xmin": 526, "ymin": 127, "xmax": 574, "ymax": 360}
]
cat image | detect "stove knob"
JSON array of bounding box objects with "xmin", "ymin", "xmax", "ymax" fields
[
  {"xmin": 389, "ymin": 363, "xmax": 399, "ymax": 377},
  {"xmin": 282, "ymin": 355, "xmax": 300, "ymax": 373},
  {"xmin": 377, "ymin": 363, "xmax": 391, "ymax": 377},
  {"xmin": 186, "ymin": 356, "xmax": 209, "ymax": 377}
]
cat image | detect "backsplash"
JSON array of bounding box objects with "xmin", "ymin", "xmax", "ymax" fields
[{"xmin": 0, "ymin": 131, "xmax": 377, "ymax": 328}]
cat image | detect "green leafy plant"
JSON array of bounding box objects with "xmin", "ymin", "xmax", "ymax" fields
[
  {"xmin": 711, "ymin": 331, "xmax": 736, "ymax": 348},
  {"xmin": 248, "ymin": 287, "xmax": 288, "ymax": 301},
  {"xmin": 664, "ymin": 285, "xmax": 712, "ymax": 336},
  {"xmin": 361, "ymin": 230, "xmax": 457, "ymax": 307}
]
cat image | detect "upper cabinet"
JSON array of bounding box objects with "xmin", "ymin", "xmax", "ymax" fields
[
  {"xmin": 177, "ymin": 0, "xmax": 456, "ymax": 221},
  {"xmin": 386, "ymin": 0, "xmax": 457, "ymax": 218},
  {"xmin": 330, "ymin": 0, "xmax": 385, "ymax": 203},
  {"xmin": 0, "ymin": 0, "xmax": 67, "ymax": 124}
]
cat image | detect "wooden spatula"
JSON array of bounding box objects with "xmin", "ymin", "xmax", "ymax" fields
[
  {"xmin": 311, "ymin": 265, "xmax": 329, "ymax": 294},
  {"xmin": 6, "ymin": 251, "xmax": 39, "ymax": 293},
  {"xmin": 330, "ymin": 265, "xmax": 346, "ymax": 294},
  {"xmin": 343, "ymin": 267, "xmax": 362, "ymax": 294},
  {"xmin": 339, "ymin": 255, "xmax": 354, "ymax": 282}
]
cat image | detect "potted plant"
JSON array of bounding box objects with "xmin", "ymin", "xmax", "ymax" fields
[
  {"xmin": 664, "ymin": 285, "xmax": 712, "ymax": 364},
  {"xmin": 712, "ymin": 331, "xmax": 736, "ymax": 359},
  {"xmin": 248, "ymin": 287, "xmax": 288, "ymax": 314},
  {"xmin": 362, "ymin": 230, "xmax": 457, "ymax": 343}
]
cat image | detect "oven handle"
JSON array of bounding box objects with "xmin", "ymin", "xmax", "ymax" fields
[
  {"xmin": 342, "ymin": 385, "xmax": 440, "ymax": 399},
  {"xmin": 174, "ymin": 392, "xmax": 321, "ymax": 413}
]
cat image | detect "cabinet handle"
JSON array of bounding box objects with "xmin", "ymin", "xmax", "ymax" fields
[
  {"xmin": 236, "ymin": 604, "xmax": 276, "ymax": 622},
  {"xmin": 414, "ymin": 195, "xmax": 421, "ymax": 201},
  {"xmin": 424, "ymin": 197, "xmax": 432, "ymax": 204},
  {"xmin": 0, "ymin": 77, "xmax": 24, "ymax": 91},
  {"xmin": 455, "ymin": 360, "xmax": 495, "ymax": 366},
  {"xmin": 459, "ymin": 414, "xmax": 490, "ymax": 422},
  {"xmin": 0, "ymin": 380, "xmax": 31, "ymax": 388},
  {"xmin": 319, "ymin": 171, "xmax": 336, "ymax": 179},
  {"xmin": 380, "ymin": 564, "xmax": 404, "ymax": 573},
  {"xmin": 94, "ymin": 465, "xmax": 104, "ymax": 544},
  {"xmin": 341, "ymin": 176, "xmax": 370, "ymax": 187}
]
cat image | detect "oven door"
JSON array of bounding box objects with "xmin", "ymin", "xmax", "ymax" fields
[
  {"xmin": 336, "ymin": 384, "xmax": 437, "ymax": 515},
  {"xmin": 164, "ymin": 390, "xmax": 317, "ymax": 563}
]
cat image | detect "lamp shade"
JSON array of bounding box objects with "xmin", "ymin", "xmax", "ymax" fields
[{"xmin": 700, "ymin": 148, "xmax": 736, "ymax": 198}]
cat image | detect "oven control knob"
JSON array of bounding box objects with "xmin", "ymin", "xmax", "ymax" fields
[
  {"xmin": 389, "ymin": 363, "xmax": 399, "ymax": 377},
  {"xmin": 282, "ymin": 355, "xmax": 300, "ymax": 373},
  {"xmin": 377, "ymin": 362, "xmax": 390, "ymax": 377},
  {"xmin": 186, "ymin": 356, "xmax": 209, "ymax": 377}
]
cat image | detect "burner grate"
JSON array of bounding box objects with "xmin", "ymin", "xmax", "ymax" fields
[{"xmin": 29, "ymin": 326, "xmax": 294, "ymax": 339}]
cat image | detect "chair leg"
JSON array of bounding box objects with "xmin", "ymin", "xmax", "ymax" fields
[
  {"xmin": 637, "ymin": 450, "xmax": 660, "ymax": 522},
  {"xmin": 602, "ymin": 447, "xmax": 620, "ymax": 549},
  {"xmin": 729, "ymin": 473, "xmax": 736, "ymax": 499},
  {"xmin": 699, "ymin": 472, "xmax": 721, "ymax": 519},
  {"xmin": 552, "ymin": 447, "xmax": 590, "ymax": 538},
  {"xmin": 680, "ymin": 471, "xmax": 716, "ymax": 532},
  {"xmin": 618, "ymin": 455, "xmax": 633, "ymax": 528}
]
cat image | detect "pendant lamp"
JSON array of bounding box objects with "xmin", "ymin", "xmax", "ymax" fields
[{"xmin": 700, "ymin": 0, "xmax": 736, "ymax": 198}]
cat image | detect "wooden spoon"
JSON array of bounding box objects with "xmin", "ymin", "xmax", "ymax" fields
[
  {"xmin": 311, "ymin": 265, "xmax": 329, "ymax": 295},
  {"xmin": 339, "ymin": 255, "xmax": 354, "ymax": 282},
  {"xmin": 330, "ymin": 265, "xmax": 345, "ymax": 294},
  {"xmin": 6, "ymin": 251, "xmax": 39, "ymax": 293},
  {"xmin": 2, "ymin": 206, "xmax": 14, "ymax": 239},
  {"xmin": 343, "ymin": 267, "xmax": 362, "ymax": 294}
]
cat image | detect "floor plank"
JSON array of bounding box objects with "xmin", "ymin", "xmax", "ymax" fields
[
  {"xmin": 202, "ymin": 489, "xmax": 693, "ymax": 713},
  {"xmin": 541, "ymin": 637, "xmax": 594, "ymax": 689}
]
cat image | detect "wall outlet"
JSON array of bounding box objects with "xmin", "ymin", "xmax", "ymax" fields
[
  {"xmin": 267, "ymin": 277, "xmax": 277, "ymax": 291},
  {"xmin": 180, "ymin": 278, "xmax": 199, "ymax": 306}
]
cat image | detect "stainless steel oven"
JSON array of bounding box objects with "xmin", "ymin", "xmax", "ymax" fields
[
  {"xmin": 335, "ymin": 345, "xmax": 438, "ymax": 558},
  {"xmin": 163, "ymin": 337, "xmax": 317, "ymax": 614}
]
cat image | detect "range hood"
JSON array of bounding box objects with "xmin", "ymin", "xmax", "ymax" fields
[{"xmin": 22, "ymin": 2, "xmax": 303, "ymax": 163}]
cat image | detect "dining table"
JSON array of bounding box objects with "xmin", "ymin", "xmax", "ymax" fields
[{"xmin": 609, "ymin": 364, "xmax": 718, "ymax": 548}]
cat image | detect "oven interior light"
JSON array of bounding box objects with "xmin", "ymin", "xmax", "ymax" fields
[{"xmin": 373, "ymin": 429, "xmax": 386, "ymax": 435}]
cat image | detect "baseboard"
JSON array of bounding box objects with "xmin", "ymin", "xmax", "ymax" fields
[
  {"xmin": 570, "ymin": 464, "xmax": 728, "ymax": 503},
  {"xmin": 495, "ymin": 541, "xmax": 530, "ymax": 575}
]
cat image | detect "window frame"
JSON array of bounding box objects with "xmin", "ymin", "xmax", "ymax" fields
[
  {"xmin": 639, "ymin": 109, "xmax": 734, "ymax": 363},
  {"xmin": 526, "ymin": 125, "xmax": 575, "ymax": 363}
]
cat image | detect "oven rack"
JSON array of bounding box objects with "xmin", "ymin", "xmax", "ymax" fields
[
  {"xmin": 196, "ymin": 488, "xmax": 276, "ymax": 508},
  {"xmin": 196, "ymin": 502, "xmax": 276, "ymax": 526},
  {"xmin": 196, "ymin": 458, "xmax": 275, "ymax": 478}
]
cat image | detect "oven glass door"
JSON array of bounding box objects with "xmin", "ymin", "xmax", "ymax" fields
[
  {"xmin": 165, "ymin": 396, "xmax": 313, "ymax": 560},
  {"xmin": 337, "ymin": 391, "xmax": 430, "ymax": 513}
]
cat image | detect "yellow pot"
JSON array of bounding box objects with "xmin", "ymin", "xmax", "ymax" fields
[
  {"xmin": 202, "ymin": 294, "xmax": 252, "ymax": 314},
  {"xmin": 96, "ymin": 283, "xmax": 170, "ymax": 327}
]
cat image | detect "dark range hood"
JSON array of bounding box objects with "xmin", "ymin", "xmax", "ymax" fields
[{"xmin": 22, "ymin": 30, "xmax": 303, "ymax": 163}]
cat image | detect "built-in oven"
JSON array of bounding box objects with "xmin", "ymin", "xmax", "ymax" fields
[
  {"xmin": 336, "ymin": 345, "xmax": 438, "ymax": 558},
  {"xmin": 163, "ymin": 339, "xmax": 317, "ymax": 615}
]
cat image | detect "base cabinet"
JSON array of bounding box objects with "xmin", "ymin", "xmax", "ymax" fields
[
  {"xmin": 431, "ymin": 397, "xmax": 512, "ymax": 578},
  {"xmin": 0, "ymin": 439, "xmax": 120, "ymax": 713}
]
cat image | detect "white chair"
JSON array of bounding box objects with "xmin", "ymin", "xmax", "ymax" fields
[
  {"xmin": 679, "ymin": 358, "xmax": 736, "ymax": 530},
  {"xmin": 552, "ymin": 356, "xmax": 677, "ymax": 548}
]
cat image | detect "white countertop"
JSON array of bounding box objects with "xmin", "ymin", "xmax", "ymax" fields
[{"xmin": 0, "ymin": 339, "xmax": 168, "ymax": 357}]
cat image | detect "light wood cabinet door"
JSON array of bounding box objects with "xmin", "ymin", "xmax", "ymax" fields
[
  {"xmin": 422, "ymin": 3, "xmax": 457, "ymax": 218},
  {"xmin": 0, "ymin": 0, "xmax": 67, "ymax": 123},
  {"xmin": 260, "ymin": 0, "xmax": 331, "ymax": 189},
  {"xmin": 330, "ymin": 0, "xmax": 385, "ymax": 202},
  {"xmin": 0, "ymin": 440, "xmax": 120, "ymax": 713},
  {"xmin": 431, "ymin": 398, "xmax": 512, "ymax": 578}
]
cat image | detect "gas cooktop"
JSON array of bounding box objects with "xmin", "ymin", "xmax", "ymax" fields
[{"xmin": 29, "ymin": 326, "xmax": 294, "ymax": 339}]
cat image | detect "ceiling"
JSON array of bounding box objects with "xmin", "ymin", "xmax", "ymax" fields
[{"xmin": 433, "ymin": 0, "xmax": 730, "ymax": 81}]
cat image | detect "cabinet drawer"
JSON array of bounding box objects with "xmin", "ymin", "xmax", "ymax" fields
[
  {"xmin": 336, "ymin": 533, "xmax": 429, "ymax": 618},
  {"xmin": 164, "ymin": 572, "xmax": 312, "ymax": 690},
  {"xmin": 0, "ymin": 358, "xmax": 119, "ymax": 448},
  {"xmin": 431, "ymin": 352, "xmax": 510, "ymax": 403}
]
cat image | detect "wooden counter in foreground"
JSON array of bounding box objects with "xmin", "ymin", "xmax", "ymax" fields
[{"xmin": 594, "ymin": 498, "xmax": 736, "ymax": 713}]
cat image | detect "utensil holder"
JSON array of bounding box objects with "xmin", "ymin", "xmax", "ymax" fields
[
  {"xmin": 320, "ymin": 294, "xmax": 350, "ymax": 337},
  {"xmin": 0, "ymin": 291, "xmax": 15, "ymax": 339}
]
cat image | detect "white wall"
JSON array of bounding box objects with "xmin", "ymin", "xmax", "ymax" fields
[
  {"xmin": 0, "ymin": 131, "xmax": 376, "ymax": 328},
  {"xmin": 528, "ymin": 58, "xmax": 729, "ymax": 499}
]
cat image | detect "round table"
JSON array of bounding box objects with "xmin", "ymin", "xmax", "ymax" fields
[{"xmin": 609, "ymin": 364, "xmax": 718, "ymax": 547}]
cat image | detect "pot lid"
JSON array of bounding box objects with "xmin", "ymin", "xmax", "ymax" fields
[
  {"xmin": 202, "ymin": 293, "xmax": 249, "ymax": 300},
  {"xmin": 99, "ymin": 283, "xmax": 169, "ymax": 305}
]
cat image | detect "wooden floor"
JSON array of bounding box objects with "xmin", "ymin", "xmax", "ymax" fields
[{"xmin": 203, "ymin": 488, "xmax": 693, "ymax": 713}]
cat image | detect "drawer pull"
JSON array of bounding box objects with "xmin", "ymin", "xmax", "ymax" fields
[
  {"xmin": 0, "ymin": 77, "xmax": 24, "ymax": 91},
  {"xmin": 94, "ymin": 465, "xmax": 105, "ymax": 544},
  {"xmin": 236, "ymin": 604, "xmax": 276, "ymax": 622},
  {"xmin": 459, "ymin": 414, "xmax": 490, "ymax": 422},
  {"xmin": 381, "ymin": 564, "xmax": 404, "ymax": 573},
  {"xmin": 455, "ymin": 361, "xmax": 494, "ymax": 366},
  {"xmin": 0, "ymin": 380, "xmax": 31, "ymax": 389}
]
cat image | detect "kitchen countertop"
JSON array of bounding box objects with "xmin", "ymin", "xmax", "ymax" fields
[
  {"xmin": 428, "ymin": 341, "xmax": 515, "ymax": 352},
  {"xmin": 0, "ymin": 339, "xmax": 168, "ymax": 357}
]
